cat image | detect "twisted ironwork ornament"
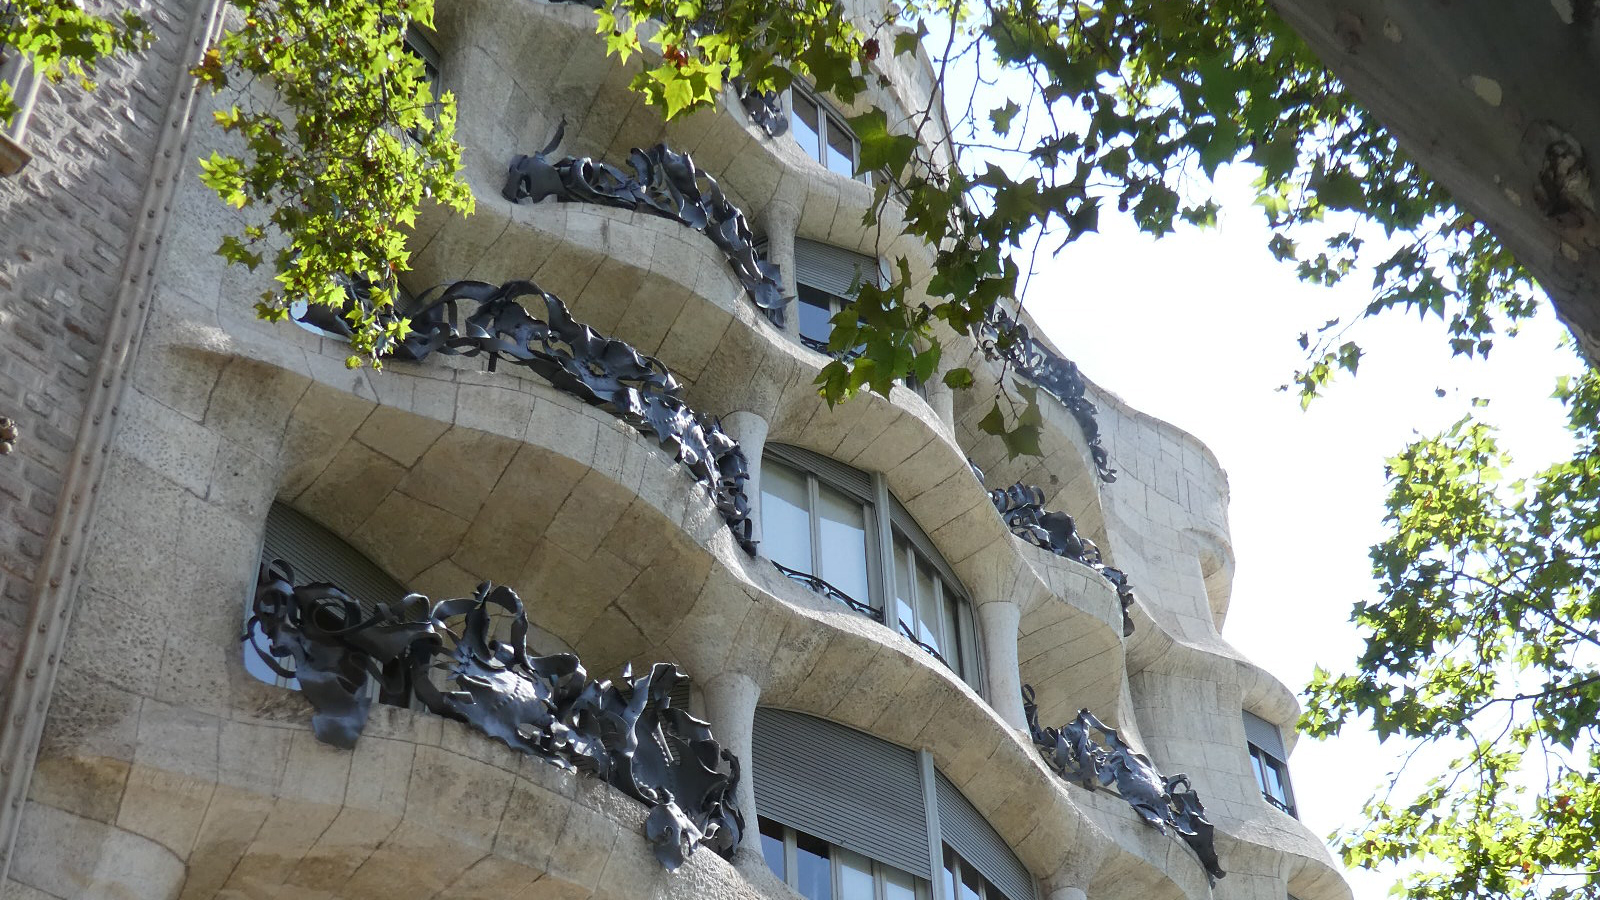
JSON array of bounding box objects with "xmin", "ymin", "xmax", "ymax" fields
[
  {"xmin": 969, "ymin": 460, "xmax": 1134, "ymax": 635},
  {"xmin": 1022, "ymin": 686, "xmax": 1224, "ymax": 883},
  {"xmin": 246, "ymin": 559, "xmax": 743, "ymax": 870},
  {"xmin": 502, "ymin": 123, "xmax": 786, "ymax": 326},
  {"xmin": 977, "ymin": 306, "xmax": 1115, "ymax": 482},
  {"xmin": 388, "ymin": 278, "xmax": 756, "ymax": 553}
]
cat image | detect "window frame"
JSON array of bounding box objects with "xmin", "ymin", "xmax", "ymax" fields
[
  {"xmin": 761, "ymin": 817, "xmax": 932, "ymax": 900},
  {"xmin": 760, "ymin": 448, "xmax": 983, "ymax": 692},
  {"xmin": 943, "ymin": 844, "xmax": 1013, "ymax": 900},
  {"xmin": 786, "ymin": 83, "xmax": 871, "ymax": 185},
  {"xmin": 1248, "ymin": 743, "xmax": 1297, "ymax": 817}
]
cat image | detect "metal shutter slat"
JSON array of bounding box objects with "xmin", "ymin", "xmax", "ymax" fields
[
  {"xmin": 752, "ymin": 708, "xmax": 931, "ymax": 878},
  {"xmin": 935, "ymin": 771, "xmax": 1034, "ymax": 900},
  {"xmin": 794, "ymin": 239, "xmax": 881, "ymax": 298},
  {"xmin": 766, "ymin": 443, "xmax": 873, "ymax": 503},
  {"xmin": 1242, "ymin": 710, "xmax": 1287, "ymax": 759},
  {"xmin": 262, "ymin": 503, "xmax": 408, "ymax": 615}
]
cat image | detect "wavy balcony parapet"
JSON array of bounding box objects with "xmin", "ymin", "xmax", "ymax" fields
[
  {"xmin": 969, "ymin": 459, "xmax": 1135, "ymax": 636},
  {"xmin": 246, "ymin": 559, "xmax": 745, "ymax": 870},
  {"xmin": 501, "ymin": 124, "xmax": 788, "ymax": 326},
  {"xmin": 1022, "ymin": 686, "xmax": 1224, "ymax": 885},
  {"xmin": 388, "ymin": 278, "xmax": 758, "ymax": 552},
  {"xmin": 978, "ymin": 306, "xmax": 1116, "ymax": 482}
]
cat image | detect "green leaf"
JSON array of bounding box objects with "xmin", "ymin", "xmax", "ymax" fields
[{"xmin": 989, "ymin": 100, "xmax": 1021, "ymax": 136}]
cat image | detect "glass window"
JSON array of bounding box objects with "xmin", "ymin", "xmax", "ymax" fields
[
  {"xmin": 761, "ymin": 817, "xmax": 788, "ymax": 881},
  {"xmin": 762, "ymin": 449, "xmax": 979, "ymax": 690},
  {"xmin": 838, "ymin": 850, "xmax": 875, "ymax": 900},
  {"xmin": 818, "ymin": 483, "xmax": 871, "ymax": 605},
  {"xmin": 765, "ymin": 818, "xmax": 931, "ymax": 900},
  {"xmin": 1249, "ymin": 744, "xmax": 1296, "ymax": 816},
  {"xmin": 826, "ymin": 120, "xmax": 856, "ymax": 178},
  {"xmin": 798, "ymin": 284, "xmax": 836, "ymax": 350},
  {"xmin": 792, "ymin": 92, "xmax": 823, "ymax": 161},
  {"xmin": 762, "ymin": 463, "xmax": 814, "ymax": 575},
  {"xmin": 796, "ymin": 831, "xmax": 834, "ymax": 900}
]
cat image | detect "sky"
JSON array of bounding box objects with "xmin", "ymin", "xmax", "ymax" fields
[{"xmin": 1018, "ymin": 162, "xmax": 1581, "ymax": 900}]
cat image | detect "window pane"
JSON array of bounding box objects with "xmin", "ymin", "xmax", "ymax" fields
[
  {"xmin": 798, "ymin": 285, "xmax": 835, "ymax": 347},
  {"xmin": 792, "ymin": 93, "xmax": 822, "ymax": 161},
  {"xmin": 943, "ymin": 591, "xmax": 964, "ymax": 675},
  {"xmin": 759, "ymin": 818, "xmax": 786, "ymax": 882},
  {"xmin": 838, "ymin": 850, "xmax": 874, "ymax": 900},
  {"xmin": 943, "ymin": 847, "xmax": 960, "ymax": 900},
  {"xmin": 825, "ymin": 115, "xmax": 856, "ymax": 178},
  {"xmin": 916, "ymin": 560, "xmax": 941, "ymax": 655},
  {"xmin": 817, "ymin": 484, "xmax": 871, "ymax": 606},
  {"xmin": 762, "ymin": 462, "xmax": 813, "ymax": 574},
  {"xmin": 1264, "ymin": 758, "xmax": 1289, "ymax": 804},
  {"xmin": 1249, "ymin": 748, "xmax": 1269, "ymax": 795},
  {"xmin": 796, "ymin": 831, "xmax": 833, "ymax": 900},
  {"xmin": 958, "ymin": 860, "xmax": 983, "ymax": 900},
  {"xmin": 883, "ymin": 866, "xmax": 918, "ymax": 900},
  {"xmin": 893, "ymin": 536, "xmax": 916, "ymax": 636}
]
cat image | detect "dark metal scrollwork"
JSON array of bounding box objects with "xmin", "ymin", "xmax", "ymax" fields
[
  {"xmin": 977, "ymin": 306, "xmax": 1115, "ymax": 482},
  {"xmin": 969, "ymin": 459, "xmax": 1135, "ymax": 636},
  {"xmin": 389, "ymin": 278, "xmax": 756, "ymax": 554},
  {"xmin": 1022, "ymin": 686, "xmax": 1224, "ymax": 884},
  {"xmin": 246, "ymin": 560, "xmax": 744, "ymax": 870},
  {"xmin": 732, "ymin": 78, "xmax": 789, "ymax": 138},
  {"xmin": 771, "ymin": 561, "xmax": 883, "ymax": 623},
  {"xmin": 502, "ymin": 123, "xmax": 787, "ymax": 326}
]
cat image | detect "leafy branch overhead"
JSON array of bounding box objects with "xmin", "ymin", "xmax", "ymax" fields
[
  {"xmin": 190, "ymin": 0, "xmax": 473, "ymax": 366},
  {"xmin": 596, "ymin": 0, "xmax": 1538, "ymax": 411},
  {"xmin": 0, "ymin": 1, "xmax": 151, "ymax": 126}
]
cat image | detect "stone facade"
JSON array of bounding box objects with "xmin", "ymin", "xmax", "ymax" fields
[{"xmin": 0, "ymin": 2, "xmax": 1354, "ymax": 899}]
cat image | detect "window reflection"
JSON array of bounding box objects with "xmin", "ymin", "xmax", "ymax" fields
[
  {"xmin": 795, "ymin": 831, "xmax": 834, "ymax": 900},
  {"xmin": 762, "ymin": 463, "xmax": 813, "ymax": 575},
  {"xmin": 761, "ymin": 817, "xmax": 787, "ymax": 881}
]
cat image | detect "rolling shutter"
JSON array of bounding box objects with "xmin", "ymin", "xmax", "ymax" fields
[
  {"xmin": 752, "ymin": 708, "xmax": 931, "ymax": 878},
  {"xmin": 766, "ymin": 443, "xmax": 873, "ymax": 503},
  {"xmin": 1243, "ymin": 710, "xmax": 1287, "ymax": 759},
  {"xmin": 261, "ymin": 502, "xmax": 408, "ymax": 613},
  {"xmin": 795, "ymin": 239, "xmax": 881, "ymax": 298},
  {"xmin": 935, "ymin": 771, "xmax": 1035, "ymax": 900}
]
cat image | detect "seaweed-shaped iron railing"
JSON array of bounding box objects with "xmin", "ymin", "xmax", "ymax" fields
[
  {"xmin": 246, "ymin": 559, "xmax": 743, "ymax": 870},
  {"xmin": 384, "ymin": 279, "xmax": 756, "ymax": 554},
  {"xmin": 503, "ymin": 125, "xmax": 786, "ymax": 326},
  {"xmin": 770, "ymin": 561, "xmax": 953, "ymax": 670},
  {"xmin": 1022, "ymin": 686, "xmax": 1224, "ymax": 883},
  {"xmin": 978, "ymin": 306, "xmax": 1115, "ymax": 482},
  {"xmin": 970, "ymin": 460, "xmax": 1135, "ymax": 635}
]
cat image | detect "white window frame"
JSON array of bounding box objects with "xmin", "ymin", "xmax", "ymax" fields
[
  {"xmin": 761, "ymin": 449, "xmax": 982, "ymax": 691},
  {"xmin": 785, "ymin": 82, "xmax": 871, "ymax": 185},
  {"xmin": 761, "ymin": 818, "xmax": 932, "ymax": 900}
]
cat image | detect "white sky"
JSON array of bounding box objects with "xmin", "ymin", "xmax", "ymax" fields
[{"xmin": 1017, "ymin": 162, "xmax": 1581, "ymax": 900}]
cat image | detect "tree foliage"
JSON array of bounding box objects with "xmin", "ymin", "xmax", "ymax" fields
[
  {"xmin": 0, "ymin": 1, "xmax": 150, "ymax": 127},
  {"xmin": 1305, "ymin": 377, "xmax": 1600, "ymax": 900},
  {"xmin": 190, "ymin": 0, "xmax": 472, "ymax": 365}
]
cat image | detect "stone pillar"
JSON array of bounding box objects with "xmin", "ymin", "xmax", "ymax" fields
[
  {"xmin": 1048, "ymin": 887, "xmax": 1088, "ymax": 900},
  {"xmin": 761, "ymin": 200, "xmax": 801, "ymax": 339},
  {"xmin": 975, "ymin": 599, "xmax": 1025, "ymax": 731},
  {"xmin": 719, "ymin": 410, "xmax": 769, "ymax": 547},
  {"xmin": 701, "ymin": 672, "xmax": 764, "ymax": 873}
]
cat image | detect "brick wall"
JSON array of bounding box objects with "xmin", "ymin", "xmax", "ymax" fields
[{"xmin": 0, "ymin": 0, "xmax": 199, "ymax": 686}]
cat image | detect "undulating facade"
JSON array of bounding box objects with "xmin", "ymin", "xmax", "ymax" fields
[{"xmin": 0, "ymin": 2, "xmax": 1355, "ymax": 899}]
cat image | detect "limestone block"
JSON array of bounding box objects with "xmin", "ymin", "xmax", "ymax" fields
[
  {"xmin": 399, "ymin": 425, "xmax": 520, "ymax": 521},
  {"xmin": 353, "ymin": 491, "xmax": 472, "ymax": 582},
  {"xmin": 355, "ymin": 402, "xmax": 449, "ymax": 467},
  {"xmin": 12, "ymin": 802, "xmax": 185, "ymax": 900},
  {"xmin": 291, "ymin": 439, "xmax": 408, "ymax": 537},
  {"xmin": 118, "ymin": 388, "xmax": 221, "ymax": 498}
]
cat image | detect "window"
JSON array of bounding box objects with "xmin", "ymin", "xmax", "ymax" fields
[
  {"xmin": 1249, "ymin": 745, "xmax": 1295, "ymax": 816},
  {"xmin": 1243, "ymin": 710, "xmax": 1297, "ymax": 817},
  {"xmin": 752, "ymin": 710, "xmax": 1036, "ymax": 900},
  {"xmin": 761, "ymin": 446, "xmax": 979, "ymax": 687},
  {"xmin": 761, "ymin": 819, "xmax": 929, "ymax": 900},
  {"xmin": 794, "ymin": 239, "xmax": 881, "ymax": 355},
  {"xmin": 789, "ymin": 86, "xmax": 866, "ymax": 182},
  {"xmin": 944, "ymin": 846, "xmax": 1012, "ymax": 900}
]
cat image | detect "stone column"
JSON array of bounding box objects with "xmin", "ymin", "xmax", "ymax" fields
[
  {"xmin": 1047, "ymin": 887, "xmax": 1088, "ymax": 900},
  {"xmin": 701, "ymin": 672, "xmax": 764, "ymax": 873},
  {"xmin": 975, "ymin": 599, "xmax": 1026, "ymax": 731},
  {"xmin": 761, "ymin": 200, "xmax": 802, "ymax": 339},
  {"xmin": 719, "ymin": 410, "xmax": 769, "ymax": 547}
]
